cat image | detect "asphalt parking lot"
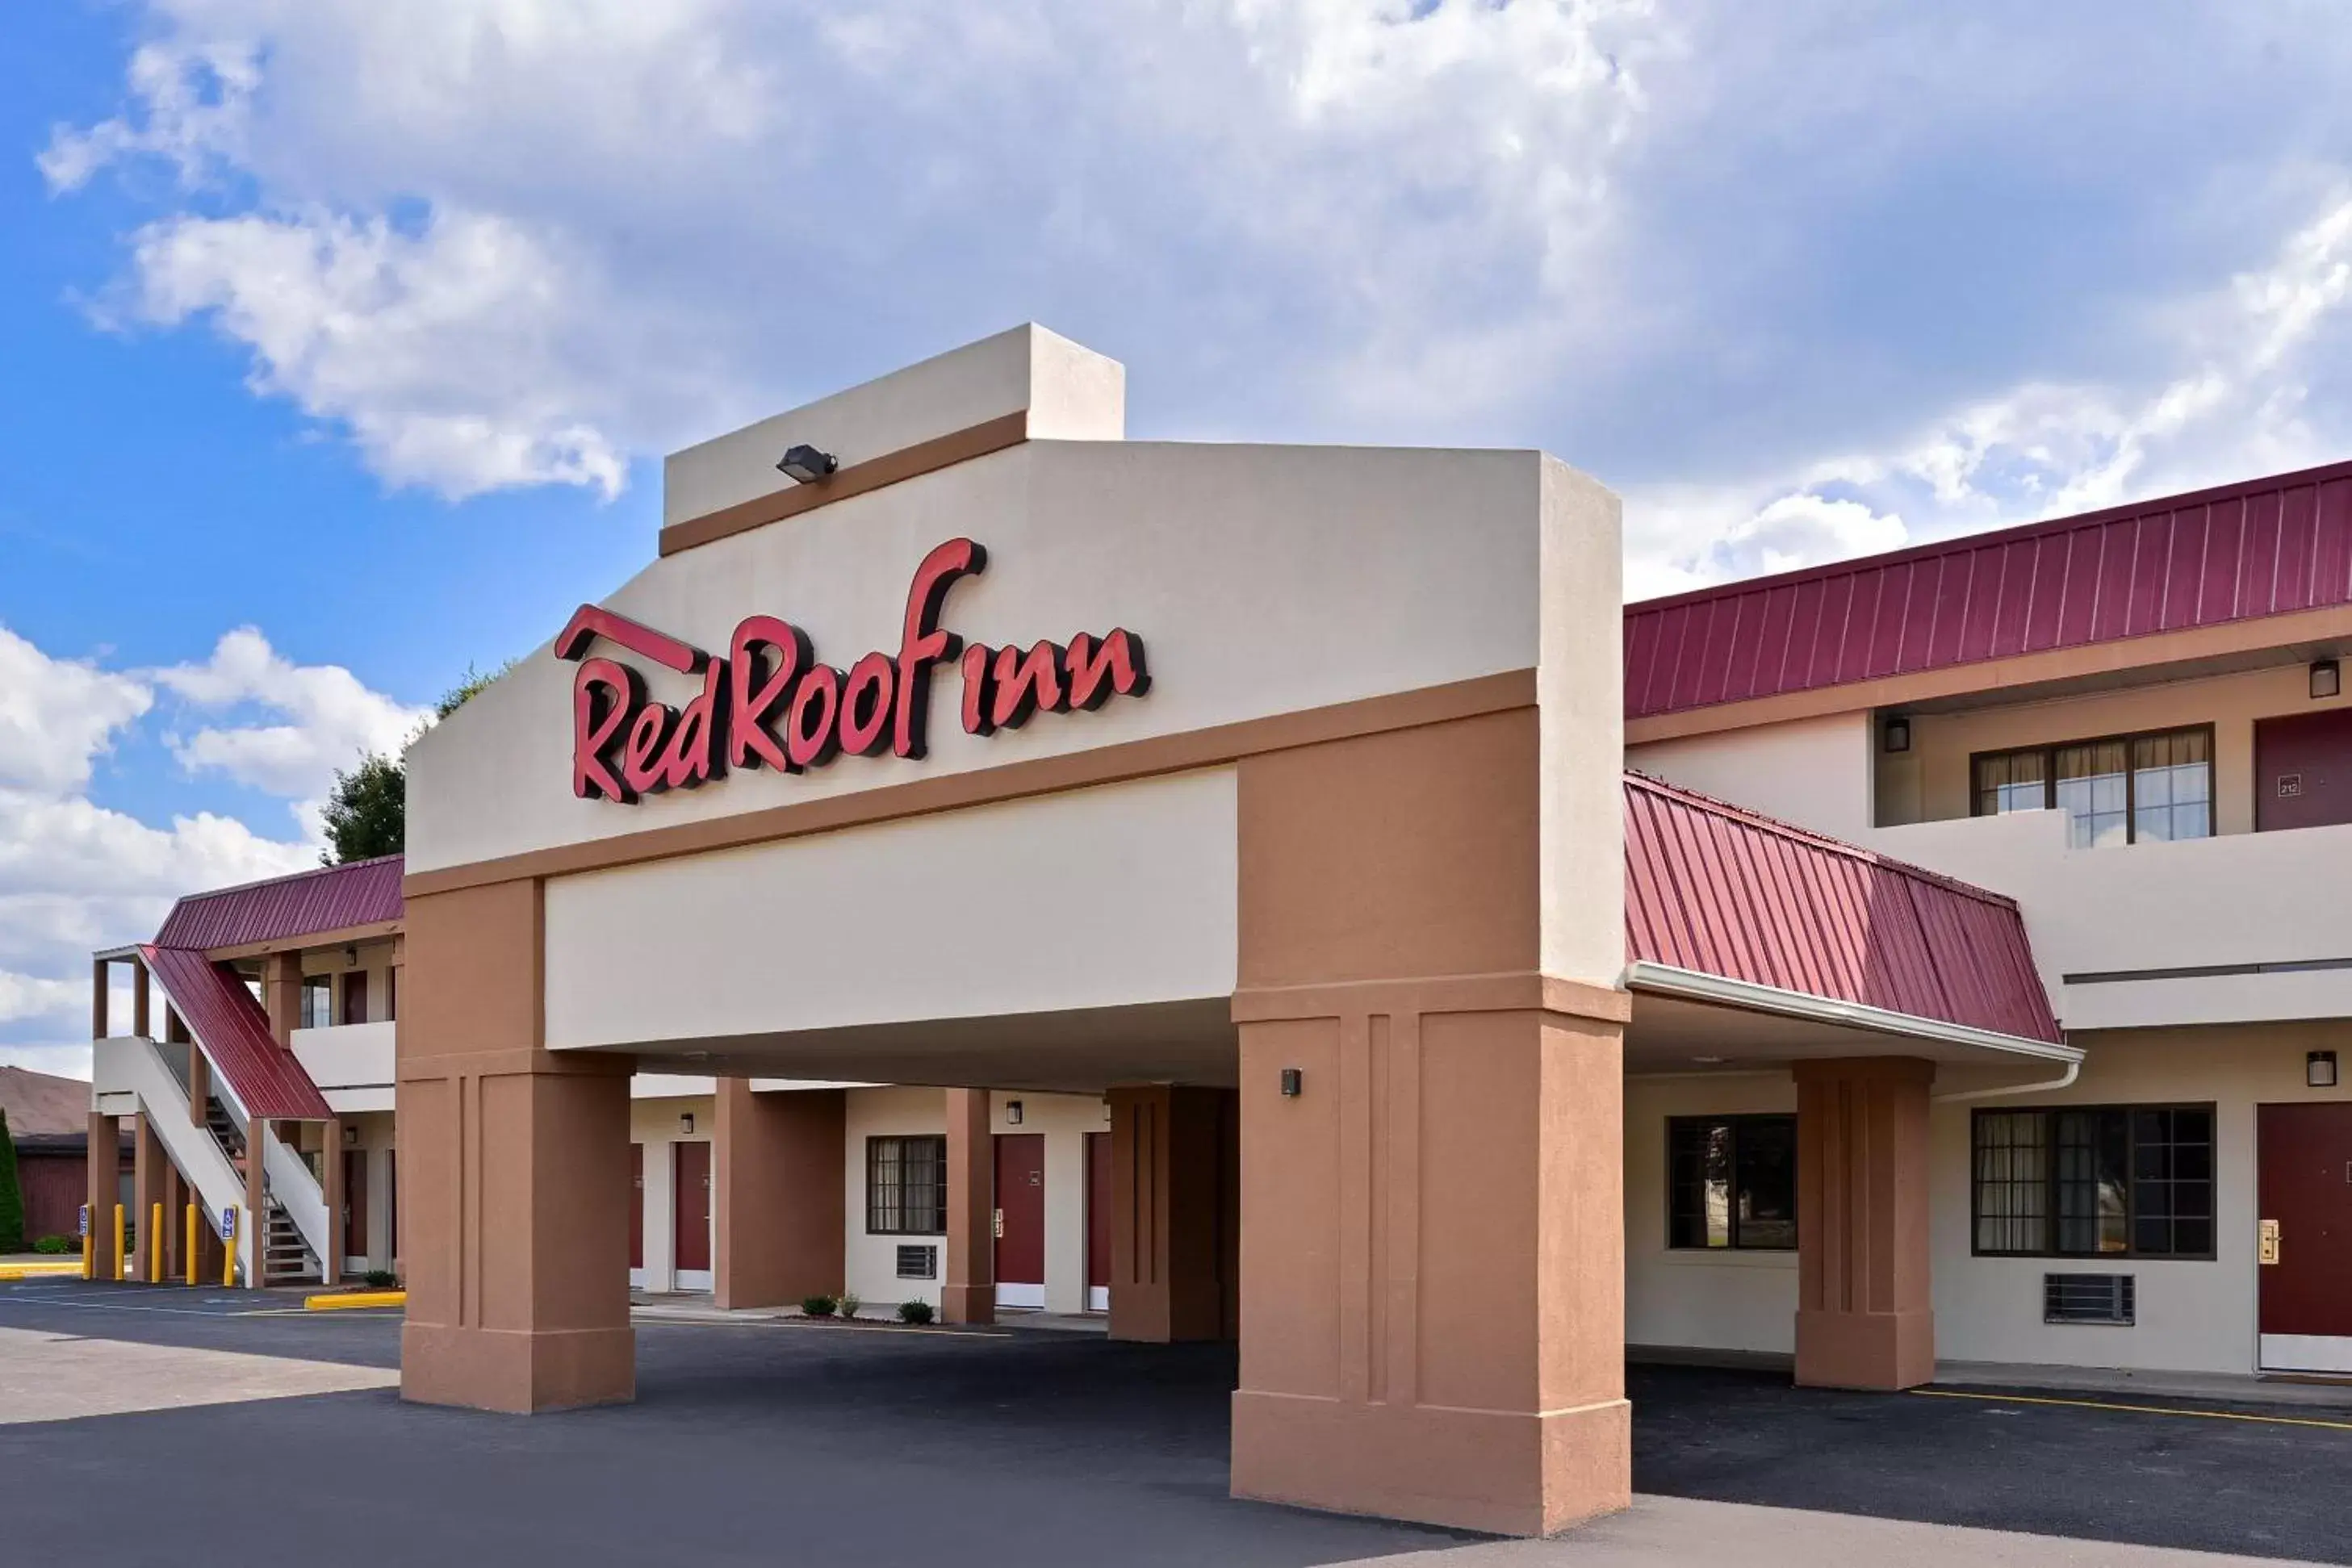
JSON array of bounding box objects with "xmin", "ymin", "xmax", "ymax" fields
[{"xmin": 2, "ymin": 1277, "xmax": 2348, "ymax": 1566}]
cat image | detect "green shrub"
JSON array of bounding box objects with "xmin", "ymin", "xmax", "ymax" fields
[
  {"xmin": 32, "ymin": 1235, "xmax": 74, "ymax": 1255},
  {"xmin": 897, "ymin": 1299, "xmax": 935, "ymax": 1325},
  {"xmin": 0, "ymin": 1109, "xmax": 23, "ymax": 1255},
  {"xmin": 801, "ymin": 1294, "xmax": 838, "ymax": 1318},
  {"xmin": 362, "ymin": 1269, "xmax": 399, "ymax": 1288},
  {"xmin": 838, "ymin": 1290, "xmax": 863, "ymax": 1320}
]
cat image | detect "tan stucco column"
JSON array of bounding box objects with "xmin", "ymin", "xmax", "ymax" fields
[
  {"xmin": 398, "ymin": 880, "xmax": 636, "ymax": 1412},
  {"xmin": 1228, "ymin": 707, "xmax": 1632, "ymax": 1537},
  {"xmin": 1793, "ymin": 1056, "xmax": 1936, "ymax": 1391},
  {"xmin": 1106, "ymin": 1085, "xmax": 1234, "ymax": 1342},
  {"xmin": 132, "ymin": 960, "xmax": 149, "ymax": 1039},
  {"xmin": 130, "ymin": 1113, "xmax": 167, "ymax": 1282},
  {"xmin": 243, "ymin": 1119, "xmax": 267, "ymax": 1287},
  {"xmin": 85, "ymin": 1112, "xmax": 119, "ymax": 1280},
  {"xmin": 940, "ymin": 1087, "xmax": 995, "ymax": 1325},
  {"xmin": 264, "ymin": 951, "xmax": 302, "ymax": 1043},
  {"xmin": 713, "ymin": 1081, "xmax": 845, "ymax": 1309}
]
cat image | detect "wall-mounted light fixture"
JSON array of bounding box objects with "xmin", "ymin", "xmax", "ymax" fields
[
  {"xmin": 2313, "ymin": 659, "xmax": 2342, "ymax": 700},
  {"xmin": 1883, "ymin": 715, "xmax": 1912, "ymax": 754},
  {"xmin": 679, "ymin": 1112, "xmax": 696, "ymax": 1136},
  {"xmin": 343, "ymin": 1124, "xmax": 360, "ymax": 1148},
  {"xmin": 1280, "ymin": 1068, "xmax": 1303, "ymax": 1098},
  {"xmin": 776, "ymin": 444, "xmax": 839, "ymax": 484},
  {"xmin": 343, "ymin": 945, "xmax": 359, "ymax": 967},
  {"xmin": 2309, "ymin": 1051, "xmax": 2339, "ymax": 1089},
  {"xmin": 1004, "ymin": 1100, "xmax": 1023, "ymax": 1126}
]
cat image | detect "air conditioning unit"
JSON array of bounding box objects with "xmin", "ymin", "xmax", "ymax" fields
[
  {"xmin": 2044, "ymin": 1273, "xmax": 2135, "ymax": 1325},
  {"xmin": 895, "ymin": 1244, "xmax": 938, "ymax": 1281}
]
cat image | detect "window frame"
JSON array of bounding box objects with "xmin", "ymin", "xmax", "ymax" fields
[
  {"xmin": 864, "ymin": 1134, "xmax": 949, "ymax": 1237},
  {"xmin": 1968, "ymin": 1103, "xmax": 2218, "ymax": 1261},
  {"xmin": 1665, "ymin": 1113, "xmax": 1800, "ymax": 1253},
  {"xmin": 1968, "ymin": 722, "xmax": 2216, "ymax": 847},
  {"xmin": 299, "ymin": 973, "xmax": 333, "ymax": 1031}
]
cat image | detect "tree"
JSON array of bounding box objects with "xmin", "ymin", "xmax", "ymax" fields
[
  {"xmin": 319, "ymin": 660, "xmax": 517, "ymax": 864},
  {"xmin": 320, "ymin": 753, "xmax": 407, "ymax": 864},
  {"xmin": 0, "ymin": 1108, "xmax": 24, "ymax": 1256}
]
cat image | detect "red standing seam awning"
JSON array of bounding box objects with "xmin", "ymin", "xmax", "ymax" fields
[
  {"xmin": 141, "ymin": 943, "xmax": 333, "ymax": 1121},
  {"xmin": 1622, "ymin": 771, "xmax": 2063, "ymax": 1046}
]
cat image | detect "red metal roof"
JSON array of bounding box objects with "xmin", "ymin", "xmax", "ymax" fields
[
  {"xmin": 140, "ymin": 944, "xmax": 333, "ymax": 1120},
  {"xmin": 154, "ymin": 855, "xmax": 404, "ymax": 951},
  {"xmin": 1625, "ymin": 459, "xmax": 2352, "ymax": 721},
  {"xmin": 1623, "ymin": 771, "xmax": 2062, "ymax": 1043}
]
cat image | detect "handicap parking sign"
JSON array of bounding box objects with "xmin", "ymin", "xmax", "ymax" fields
[
  {"xmin": 77, "ymin": 1204, "xmax": 88, "ymax": 1238},
  {"xmin": 219, "ymin": 1206, "xmax": 237, "ymax": 1239}
]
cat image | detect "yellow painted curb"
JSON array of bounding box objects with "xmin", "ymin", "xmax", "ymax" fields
[
  {"xmin": 303, "ymin": 1290, "xmax": 407, "ymax": 1311},
  {"xmin": 1912, "ymin": 1386, "xmax": 2352, "ymax": 1432},
  {"xmin": 0, "ymin": 1261, "xmax": 86, "ymax": 1281}
]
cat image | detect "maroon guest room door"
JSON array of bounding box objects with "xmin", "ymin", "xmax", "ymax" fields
[
  {"xmin": 2256, "ymin": 709, "xmax": 2352, "ymax": 830},
  {"xmin": 1086, "ymin": 1131, "xmax": 1111, "ymax": 1313},
  {"xmin": 629, "ymin": 1144, "xmax": 645, "ymax": 1276},
  {"xmin": 994, "ymin": 1134, "xmax": 1046, "ymax": 1309},
  {"xmin": 2258, "ymin": 1103, "xmax": 2352, "ymax": 1373},
  {"xmin": 673, "ymin": 1142, "xmax": 712, "ymax": 1283}
]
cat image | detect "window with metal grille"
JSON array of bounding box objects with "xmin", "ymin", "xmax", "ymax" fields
[
  {"xmin": 895, "ymin": 1244, "xmax": 938, "ymax": 1281},
  {"xmin": 1668, "ymin": 1115, "xmax": 1797, "ymax": 1251},
  {"xmin": 1972, "ymin": 1106, "xmax": 2213, "ymax": 1258},
  {"xmin": 2044, "ymin": 1273, "xmax": 2135, "ymax": 1325},
  {"xmin": 1972, "ymin": 725, "xmax": 2212, "ymax": 847},
  {"xmin": 865, "ymin": 1135, "xmax": 948, "ymax": 1236}
]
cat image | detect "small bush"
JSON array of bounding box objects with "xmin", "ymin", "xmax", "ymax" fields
[
  {"xmin": 898, "ymin": 1299, "xmax": 935, "ymax": 1325},
  {"xmin": 32, "ymin": 1235, "xmax": 74, "ymax": 1255},
  {"xmin": 362, "ymin": 1269, "xmax": 399, "ymax": 1288},
  {"xmin": 801, "ymin": 1294, "xmax": 838, "ymax": 1318},
  {"xmin": 838, "ymin": 1290, "xmax": 863, "ymax": 1320}
]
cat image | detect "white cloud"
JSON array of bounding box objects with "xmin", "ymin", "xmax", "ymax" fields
[
  {"xmin": 0, "ymin": 622, "xmax": 414, "ymax": 1074},
  {"xmin": 0, "ymin": 628, "xmax": 154, "ymax": 797},
  {"xmin": 44, "ymin": 0, "xmax": 1667, "ymax": 493},
  {"xmin": 1626, "ymin": 190, "xmax": 2352, "ymax": 596},
  {"xmin": 155, "ymin": 627, "xmax": 433, "ymax": 801}
]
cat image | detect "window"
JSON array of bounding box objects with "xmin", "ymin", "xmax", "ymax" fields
[
  {"xmin": 299, "ymin": 974, "xmax": 333, "ymax": 1030},
  {"xmin": 1973, "ymin": 725, "xmax": 2212, "ymax": 847},
  {"xmin": 1971, "ymin": 1106, "xmax": 2214, "ymax": 1258},
  {"xmin": 866, "ymin": 1135, "xmax": 948, "ymax": 1236},
  {"xmin": 1668, "ymin": 1115, "xmax": 1797, "ymax": 1250}
]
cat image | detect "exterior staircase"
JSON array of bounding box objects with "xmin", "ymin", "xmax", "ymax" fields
[{"xmin": 262, "ymin": 1201, "xmax": 320, "ymax": 1286}]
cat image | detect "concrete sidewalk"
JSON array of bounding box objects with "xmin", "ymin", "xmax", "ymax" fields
[
  {"xmin": 0, "ymin": 1323, "xmax": 395, "ymax": 1424},
  {"xmin": 1369, "ymin": 1496, "xmax": 2312, "ymax": 1567}
]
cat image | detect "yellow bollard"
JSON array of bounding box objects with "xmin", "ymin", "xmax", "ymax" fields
[
  {"xmin": 113, "ymin": 1204, "xmax": 125, "ymax": 1283},
  {"xmin": 149, "ymin": 1202, "xmax": 165, "ymax": 1284},
  {"xmin": 185, "ymin": 1204, "xmax": 199, "ymax": 1287},
  {"xmin": 222, "ymin": 1209, "xmax": 237, "ymax": 1289},
  {"xmin": 81, "ymin": 1222, "xmax": 91, "ymax": 1281}
]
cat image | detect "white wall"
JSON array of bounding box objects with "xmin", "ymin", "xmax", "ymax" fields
[
  {"xmin": 837, "ymin": 1085, "xmax": 1102, "ymax": 1316},
  {"xmin": 408, "ymin": 434, "xmax": 1558, "ymax": 876},
  {"xmin": 1626, "ymin": 711, "xmax": 1876, "ymax": 841},
  {"xmin": 1932, "ymin": 1023, "xmax": 2346, "ymax": 1375},
  {"xmin": 629, "ymin": 1093, "xmax": 714, "ymax": 1294},
  {"xmin": 543, "ymin": 770, "xmax": 1237, "ymax": 1050},
  {"xmin": 843, "ymin": 1086, "xmax": 948, "ymax": 1313},
  {"xmin": 1624, "ymin": 1073, "xmax": 1799, "ymax": 1357}
]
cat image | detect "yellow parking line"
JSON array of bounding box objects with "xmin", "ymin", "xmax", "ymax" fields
[
  {"xmin": 1914, "ymin": 1386, "xmax": 2352, "ymax": 1432},
  {"xmin": 304, "ymin": 1290, "xmax": 407, "ymax": 1311}
]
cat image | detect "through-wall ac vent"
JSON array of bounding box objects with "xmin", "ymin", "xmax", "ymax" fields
[
  {"xmin": 895, "ymin": 1244, "xmax": 938, "ymax": 1281},
  {"xmin": 2044, "ymin": 1273, "xmax": 2135, "ymax": 1325}
]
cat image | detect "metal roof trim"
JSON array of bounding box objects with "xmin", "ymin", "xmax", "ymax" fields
[{"xmin": 1622, "ymin": 960, "xmax": 2080, "ymax": 1064}]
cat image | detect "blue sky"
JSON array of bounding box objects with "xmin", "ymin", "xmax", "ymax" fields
[{"xmin": 10, "ymin": 1, "xmax": 2352, "ymax": 1074}]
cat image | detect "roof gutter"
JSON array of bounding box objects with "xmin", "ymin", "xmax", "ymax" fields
[{"xmin": 1619, "ymin": 960, "xmax": 2082, "ymax": 1068}]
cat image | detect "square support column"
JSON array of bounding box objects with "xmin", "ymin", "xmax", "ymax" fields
[
  {"xmin": 264, "ymin": 951, "xmax": 302, "ymax": 1044},
  {"xmin": 1793, "ymin": 1056, "xmax": 1936, "ymax": 1391},
  {"xmin": 398, "ymin": 880, "xmax": 635, "ymax": 1412},
  {"xmin": 86, "ymin": 1112, "xmax": 119, "ymax": 1280},
  {"xmin": 243, "ymin": 1119, "xmax": 267, "ymax": 1288},
  {"xmin": 131, "ymin": 1114, "xmax": 168, "ymax": 1283},
  {"xmin": 940, "ymin": 1087, "xmax": 994, "ymax": 1325},
  {"xmin": 1228, "ymin": 693, "xmax": 1631, "ymax": 1537},
  {"xmin": 1106, "ymin": 1085, "xmax": 1233, "ymax": 1342},
  {"xmin": 714, "ymin": 1081, "xmax": 845, "ymax": 1310}
]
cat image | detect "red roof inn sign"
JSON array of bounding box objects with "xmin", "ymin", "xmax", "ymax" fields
[{"xmin": 555, "ymin": 537, "xmax": 1149, "ymax": 804}]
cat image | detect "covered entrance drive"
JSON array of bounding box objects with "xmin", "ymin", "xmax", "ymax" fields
[{"xmin": 390, "ymin": 324, "xmax": 2067, "ymax": 1538}]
